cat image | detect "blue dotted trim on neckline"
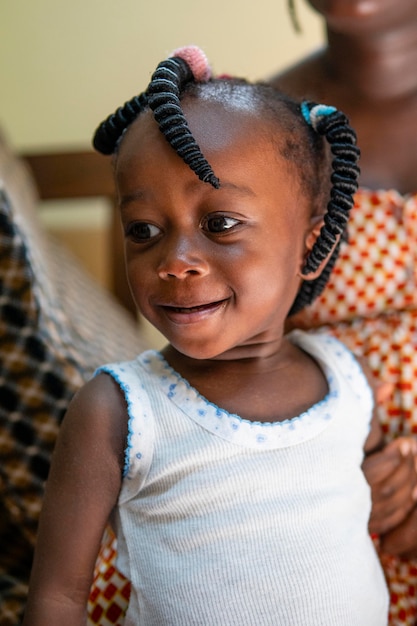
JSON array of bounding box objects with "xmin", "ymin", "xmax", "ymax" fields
[{"xmin": 137, "ymin": 348, "xmax": 340, "ymax": 450}]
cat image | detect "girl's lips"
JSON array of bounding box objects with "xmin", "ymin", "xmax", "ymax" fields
[{"xmin": 159, "ymin": 299, "xmax": 228, "ymax": 323}]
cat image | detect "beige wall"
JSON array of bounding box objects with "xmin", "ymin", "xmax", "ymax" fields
[{"xmin": 1, "ymin": 0, "xmax": 323, "ymax": 151}]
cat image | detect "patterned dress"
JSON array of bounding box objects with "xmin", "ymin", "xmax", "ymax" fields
[{"xmin": 289, "ymin": 188, "xmax": 417, "ymax": 626}]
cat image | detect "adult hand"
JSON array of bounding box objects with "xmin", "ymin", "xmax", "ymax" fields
[
  {"xmin": 379, "ymin": 506, "xmax": 417, "ymax": 559},
  {"xmin": 363, "ymin": 436, "xmax": 417, "ymax": 536}
]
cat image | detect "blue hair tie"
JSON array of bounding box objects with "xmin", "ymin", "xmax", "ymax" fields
[{"xmin": 301, "ymin": 102, "xmax": 337, "ymax": 131}]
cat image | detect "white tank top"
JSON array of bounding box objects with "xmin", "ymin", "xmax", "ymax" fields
[{"xmin": 98, "ymin": 330, "xmax": 388, "ymax": 625}]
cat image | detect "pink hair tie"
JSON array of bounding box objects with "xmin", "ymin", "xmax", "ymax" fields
[{"xmin": 170, "ymin": 45, "xmax": 212, "ymax": 82}]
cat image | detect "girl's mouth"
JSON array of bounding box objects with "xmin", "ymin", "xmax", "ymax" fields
[
  {"xmin": 166, "ymin": 301, "xmax": 224, "ymax": 313},
  {"xmin": 160, "ymin": 299, "xmax": 228, "ymax": 323}
]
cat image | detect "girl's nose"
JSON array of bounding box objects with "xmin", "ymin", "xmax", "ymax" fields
[{"xmin": 157, "ymin": 235, "xmax": 210, "ymax": 280}]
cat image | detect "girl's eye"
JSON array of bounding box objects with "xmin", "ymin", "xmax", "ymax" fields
[
  {"xmin": 126, "ymin": 222, "xmax": 161, "ymax": 242},
  {"xmin": 202, "ymin": 215, "xmax": 241, "ymax": 234}
]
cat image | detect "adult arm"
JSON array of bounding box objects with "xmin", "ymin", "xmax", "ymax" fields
[
  {"xmin": 379, "ymin": 505, "xmax": 417, "ymax": 558},
  {"xmin": 364, "ymin": 437, "xmax": 417, "ymax": 537},
  {"xmin": 21, "ymin": 373, "xmax": 127, "ymax": 626},
  {"xmin": 364, "ymin": 433, "xmax": 417, "ymax": 559}
]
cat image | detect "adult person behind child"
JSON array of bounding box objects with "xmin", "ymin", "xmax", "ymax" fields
[{"xmin": 270, "ymin": 0, "xmax": 417, "ymax": 622}]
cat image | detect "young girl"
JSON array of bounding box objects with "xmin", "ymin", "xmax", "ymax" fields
[{"xmin": 22, "ymin": 46, "xmax": 389, "ymax": 625}]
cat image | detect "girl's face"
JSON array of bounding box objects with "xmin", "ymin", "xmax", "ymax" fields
[{"xmin": 115, "ymin": 101, "xmax": 317, "ymax": 361}]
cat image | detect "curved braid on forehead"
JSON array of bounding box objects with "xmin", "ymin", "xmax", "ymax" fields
[
  {"xmin": 93, "ymin": 92, "xmax": 148, "ymax": 155},
  {"xmin": 146, "ymin": 57, "xmax": 220, "ymax": 188},
  {"xmin": 289, "ymin": 102, "xmax": 360, "ymax": 316}
]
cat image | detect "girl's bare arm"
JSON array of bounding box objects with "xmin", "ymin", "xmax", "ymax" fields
[{"xmin": 22, "ymin": 373, "xmax": 127, "ymax": 626}]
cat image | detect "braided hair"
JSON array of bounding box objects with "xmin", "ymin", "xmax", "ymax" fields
[
  {"xmin": 93, "ymin": 47, "xmax": 219, "ymax": 188},
  {"xmin": 92, "ymin": 46, "xmax": 360, "ymax": 317},
  {"xmin": 288, "ymin": 102, "xmax": 360, "ymax": 315}
]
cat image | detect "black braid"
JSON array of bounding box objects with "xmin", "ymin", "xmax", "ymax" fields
[
  {"xmin": 93, "ymin": 55, "xmax": 219, "ymax": 189},
  {"xmin": 146, "ymin": 57, "xmax": 220, "ymax": 188},
  {"xmin": 289, "ymin": 102, "xmax": 360, "ymax": 316},
  {"xmin": 93, "ymin": 92, "xmax": 148, "ymax": 155}
]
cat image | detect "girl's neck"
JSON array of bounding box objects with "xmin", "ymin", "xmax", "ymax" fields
[
  {"xmin": 161, "ymin": 336, "xmax": 329, "ymax": 424},
  {"xmin": 324, "ymin": 24, "xmax": 417, "ymax": 102}
]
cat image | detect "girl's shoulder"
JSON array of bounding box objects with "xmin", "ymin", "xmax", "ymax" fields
[
  {"xmin": 94, "ymin": 351, "xmax": 160, "ymax": 487},
  {"xmin": 65, "ymin": 371, "xmax": 130, "ymax": 466},
  {"xmin": 67, "ymin": 370, "xmax": 128, "ymax": 424}
]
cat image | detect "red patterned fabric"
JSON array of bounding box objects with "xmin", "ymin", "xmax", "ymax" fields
[
  {"xmin": 291, "ymin": 189, "xmax": 417, "ymax": 625},
  {"xmin": 88, "ymin": 528, "xmax": 130, "ymax": 625}
]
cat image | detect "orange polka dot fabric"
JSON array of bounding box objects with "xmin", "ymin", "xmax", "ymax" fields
[{"xmin": 291, "ymin": 188, "xmax": 417, "ymax": 624}]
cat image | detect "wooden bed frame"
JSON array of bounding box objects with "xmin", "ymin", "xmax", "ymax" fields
[{"xmin": 20, "ymin": 149, "xmax": 136, "ymax": 317}]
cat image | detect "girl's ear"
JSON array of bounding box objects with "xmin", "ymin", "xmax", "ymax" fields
[{"xmin": 298, "ymin": 215, "xmax": 340, "ymax": 281}]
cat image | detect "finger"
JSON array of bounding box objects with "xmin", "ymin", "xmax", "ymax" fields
[
  {"xmin": 380, "ymin": 450, "xmax": 417, "ymax": 496},
  {"xmin": 369, "ymin": 487, "xmax": 417, "ymax": 535},
  {"xmin": 375, "ymin": 382, "xmax": 394, "ymax": 405},
  {"xmin": 368, "ymin": 464, "xmax": 417, "ymax": 534},
  {"xmin": 367, "ymin": 450, "xmax": 417, "ymax": 534},
  {"xmin": 363, "ymin": 437, "xmax": 416, "ymax": 485},
  {"xmin": 379, "ymin": 509, "xmax": 417, "ymax": 558},
  {"xmin": 369, "ymin": 497, "xmax": 416, "ymax": 535},
  {"xmin": 363, "ymin": 448, "xmax": 403, "ymax": 484},
  {"xmin": 370, "ymin": 454, "xmax": 417, "ymax": 509}
]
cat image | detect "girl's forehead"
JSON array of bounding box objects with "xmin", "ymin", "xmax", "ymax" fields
[
  {"xmin": 116, "ymin": 97, "xmax": 304, "ymax": 195},
  {"xmin": 182, "ymin": 98, "xmax": 268, "ymax": 151},
  {"xmin": 191, "ymin": 84, "xmax": 262, "ymax": 113},
  {"xmin": 116, "ymin": 101, "xmax": 306, "ymax": 217},
  {"xmin": 120, "ymin": 99, "xmax": 268, "ymax": 155}
]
